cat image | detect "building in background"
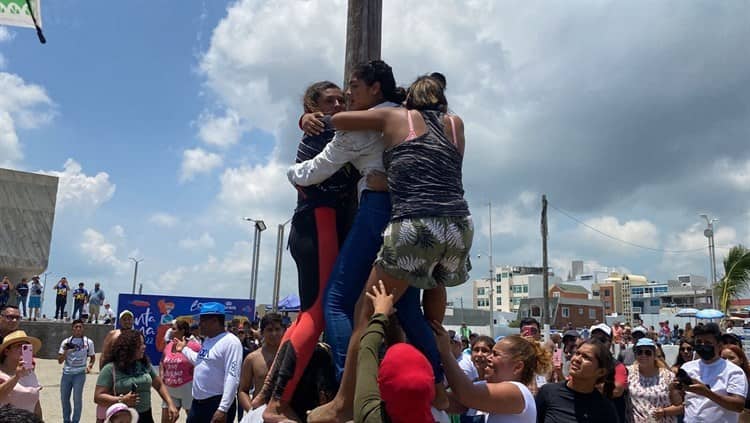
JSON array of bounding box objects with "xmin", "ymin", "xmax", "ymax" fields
[{"xmin": 473, "ymin": 265, "xmax": 563, "ymax": 313}]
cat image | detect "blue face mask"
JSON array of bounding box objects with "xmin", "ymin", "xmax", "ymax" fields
[{"xmin": 694, "ymin": 344, "xmax": 715, "ymax": 360}]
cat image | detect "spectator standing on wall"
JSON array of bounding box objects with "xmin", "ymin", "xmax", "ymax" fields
[
  {"xmin": 88, "ymin": 283, "xmax": 105, "ymax": 324},
  {"xmin": 15, "ymin": 279, "xmax": 29, "ymax": 319},
  {"xmin": 27, "ymin": 277, "xmax": 43, "ymax": 322},
  {"xmin": 54, "ymin": 278, "xmax": 70, "ymax": 321},
  {"xmin": 71, "ymin": 283, "xmax": 88, "ymax": 320}
]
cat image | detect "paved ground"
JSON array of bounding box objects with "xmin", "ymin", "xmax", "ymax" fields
[{"xmin": 36, "ymin": 354, "xmax": 183, "ymax": 422}]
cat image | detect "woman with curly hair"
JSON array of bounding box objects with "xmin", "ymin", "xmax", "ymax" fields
[
  {"xmin": 95, "ymin": 330, "xmax": 178, "ymax": 423},
  {"xmin": 435, "ymin": 328, "xmax": 551, "ymax": 423}
]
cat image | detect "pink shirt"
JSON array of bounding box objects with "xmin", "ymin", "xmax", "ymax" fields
[
  {"xmin": 0, "ymin": 370, "xmax": 41, "ymax": 412},
  {"xmin": 161, "ymin": 339, "xmax": 201, "ymax": 387}
]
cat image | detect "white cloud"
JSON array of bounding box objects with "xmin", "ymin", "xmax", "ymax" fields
[
  {"xmin": 660, "ymin": 223, "xmax": 739, "ymax": 277},
  {"xmin": 39, "ymin": 158, "xmax": 116, "ymax": 210},
  {"xmin": 149, "ymin": 212, "xmax": 178, "ymax": 228},
  {"xmin": 216, "ymin": 160, "xmax": 296, "ymax": 221},
  {"xmin": 0, "ymin": 72, "xmax": 54, "ymax": 167},
  {"xmin": 581, "ymin": 216, "xmax": 660, "ymax": 253},
  {"xmin": 0, "ymin": 27, "xmax": 12, "ymax": 43},
  {"xmin": 197, "ymin": 109, "xmax": 243, "ymax": 148},
  {"xmin": 111, "ymin": 225, "xmax": 126, "ymax": 238},
  {"xmin": 179, "ymin": 232, "xmax": 215, "ymax": 250},
  {"xmin": 80, "ymin": 228, "xmax": 129, "ymax": 273},
  {"xmin": 180, "ymin": 148, "xmax": 223, "ymax": 182}
]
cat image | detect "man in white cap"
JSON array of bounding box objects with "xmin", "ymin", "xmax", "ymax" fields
[
  {"xmin": 176, "ymin": 302, "xmax": 242, "ymax": 423},
  {"xmin": 99, "ymin": 310, "xmax": 134, "ymax": 370}
]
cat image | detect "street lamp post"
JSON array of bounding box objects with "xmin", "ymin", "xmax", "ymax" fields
[
  {"xmin": 129, "ymin": 257, "xmax": 143, "ymax": 295},
  {"xmin": 272, "ymin": 217, "xmax": 293, "ymax": 312},
  {"xmin": 699, "ymin": 214, "xmax": 719, "ymax": 308},
  {"xmin": 243, "ymin": 218, "xmax": 267, "ymax": 302}
]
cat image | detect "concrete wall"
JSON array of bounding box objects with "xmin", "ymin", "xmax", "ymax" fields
[
  {"xmin": 0, "ymin": 168, "xmax": 58, "ymax": 283},
  {"xmin": 19, "ymin": 321, "xmax": 113, "ymax": 359}
]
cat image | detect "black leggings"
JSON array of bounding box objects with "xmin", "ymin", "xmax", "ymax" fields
[{"xmin": 268, "ymin": 206, "xmax": 348, "ymax": 402}]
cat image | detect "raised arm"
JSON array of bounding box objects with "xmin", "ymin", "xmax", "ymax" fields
[{"xmin": 331, "ymin": 109, "xmax": 390, "ymax": 132}]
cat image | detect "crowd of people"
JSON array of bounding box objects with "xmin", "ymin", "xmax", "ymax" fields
[{"xmin": 0, "ymin": 276, "xmax": 113, "ymax": 324}]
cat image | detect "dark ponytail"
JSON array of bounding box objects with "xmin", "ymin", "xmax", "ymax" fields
[{"xmin": 351, "ymin": 60, "xmax": 406, "ymax": 104}]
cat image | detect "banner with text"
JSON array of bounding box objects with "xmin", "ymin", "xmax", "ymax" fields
[
  {"xmin": 117, "ymin": 293, "xmax": 255, "ymax": 365},
  {"xmin": 0, "ymin": 0, "xmax": 41, "ymax": 29}
]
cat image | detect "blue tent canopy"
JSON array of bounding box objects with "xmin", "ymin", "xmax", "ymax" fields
[{"xmin": 265, "ymin": 294, "xmax": 301, "ymax": 312}]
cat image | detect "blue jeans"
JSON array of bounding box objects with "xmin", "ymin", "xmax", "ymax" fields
[
  {"xmin": 323, "ymin": 191, "xmax": 444, "ymax": 384},
  {"xmin": 324, "ymin": 191, "xmax": 391, "ymax": 381},
  {"xmin": 61, "ymin": 371, "xmax": 86, "ymax": 423}
]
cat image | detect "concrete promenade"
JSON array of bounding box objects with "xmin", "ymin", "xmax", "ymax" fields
[{"xmin": 35, "ymin": 354, "xmax": 174, "ymax": 422}]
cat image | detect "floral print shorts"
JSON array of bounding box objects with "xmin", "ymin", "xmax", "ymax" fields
[{"xmin": 375, "ymin": 215, "xmax": 473, "ymax": 290}]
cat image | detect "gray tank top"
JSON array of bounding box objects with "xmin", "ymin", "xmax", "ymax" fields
[{"xmin": 383, "ymin": 109, "xmax": 470, "ymax": 220}]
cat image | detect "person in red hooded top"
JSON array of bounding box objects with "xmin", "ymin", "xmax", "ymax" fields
[{"xmin": 354, "ymin": 280, "xmax": 436, "ymax": 423}]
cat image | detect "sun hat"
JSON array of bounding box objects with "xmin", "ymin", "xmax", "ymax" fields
[
  {"xmin": 377, "ymin": 343, "xmax": 435, "ymax": 423},
  {"xmin": 104, "ymin": 403, "xmax": 139, "ymax": 422},
  {"xmin": 0, "ymin": 330, "xmax": 42, "ymax": 355}
]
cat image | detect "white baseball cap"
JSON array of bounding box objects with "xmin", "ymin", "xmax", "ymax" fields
[{"xmin": 589, "ymin": 323, "xmax": 612, "ymax": 337}]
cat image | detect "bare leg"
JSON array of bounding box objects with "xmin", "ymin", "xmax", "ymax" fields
[
  {"xmin": 307, "ymin": 266, "xmax": 409, "ymax": 423},
  {"xmin": 423, "ymin": 285, "xmax": 446, "ymax": 322}
]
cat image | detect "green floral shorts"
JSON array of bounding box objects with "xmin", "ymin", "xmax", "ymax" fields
[{"xmin": 375, "ymin": 215, "xmax": 473, "ymax": 290}]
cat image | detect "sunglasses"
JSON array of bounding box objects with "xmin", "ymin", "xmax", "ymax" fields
[
  {"xmin": 635, "ymin": 349, "xmax": 654, "ymax": 357},
  {"xmin": 681, "ymin": 347, "xmax": 694, "ymax": 352}
]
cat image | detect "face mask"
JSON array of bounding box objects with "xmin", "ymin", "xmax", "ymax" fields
[{"xmin": 694, "ymin": 344, "xmax": 716, "ymax": 361}]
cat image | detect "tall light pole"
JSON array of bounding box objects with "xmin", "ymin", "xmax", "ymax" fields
[
  {"xmin": 272, "ymin": 217, "xmax": 293, "ymax": 312},
  {"xmin": 488, "ymin": 202, "xmax": 494, "ymax": 338},
  {"xmin": 699, "ymin": 214, "xmax": 719, "ymax": 308},
  {"xmin": 129, "ymin": 257, "xmax": 143, "ymax": 295},
  {"xmin": 243, "ymin": 218, "xmax": 267, "ymax": 302}
]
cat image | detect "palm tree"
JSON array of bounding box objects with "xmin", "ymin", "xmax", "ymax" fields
[{"xmin": 717, "ymin": 245, "xmax": 750, "ymax": 314}]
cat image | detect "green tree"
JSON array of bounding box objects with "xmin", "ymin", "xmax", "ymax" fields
[{"xmin": 717, "ymin": 245, "xmax": 750, "ymax": 313}]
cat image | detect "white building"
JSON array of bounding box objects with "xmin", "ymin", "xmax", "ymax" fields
[{"xmin": 473, "ymin": 265, "xmax": 562, "ymax": 313}]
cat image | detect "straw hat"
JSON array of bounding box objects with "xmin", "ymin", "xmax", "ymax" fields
[{"xmin": 0, "ymin": 330, "xmax": 42, "ymax": 356}]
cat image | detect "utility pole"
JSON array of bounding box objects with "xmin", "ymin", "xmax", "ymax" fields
[
  {"xmin": 343, "ymin": 0, "xmax": 382, "ymax": 89},
  {"xmin": 541, "ymin": 195, "xmax": 550, "ymax": 326},
  {"xmin": 129, "ymin": 257, "xmax": 143, "ymax": 295},
  {"xmin": 271, "ymin": 218, "xmax": 292, "ymax": 312},
  {"xmin": 243, "ymin": 218, "xmax": 267, "ymax": 302},
  {"xmin": 488, "ymin": 202, "xmax": 495, "ymax": 338}
]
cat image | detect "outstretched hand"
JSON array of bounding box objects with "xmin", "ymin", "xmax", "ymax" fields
[
  {"xmin": 366, "ymin": 280, "xmax": 395, "ymax": 317},
  {"xmin": 429, "ymin": 320, "xmax": 451, "ymax": 355}
]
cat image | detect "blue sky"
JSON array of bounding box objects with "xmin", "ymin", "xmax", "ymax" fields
[{"xmin": 1, "ymin": 1, "xmax": 749, "ymax": 316}]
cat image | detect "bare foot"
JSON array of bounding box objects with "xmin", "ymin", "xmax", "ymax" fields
[
  {"xmin": 263, "ymin": 398, "xmax": 302, "ymax": 423},
  {"xmin": 433, "ymin": 383, "xmax": 449, "ymax": 410},
  {"xmin": 306, "ymin": 398, "xmax": 352, "ymax": 423}
]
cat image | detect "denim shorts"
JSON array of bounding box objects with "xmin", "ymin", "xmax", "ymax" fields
[{"xmin": 375, "ymin": 215, "xmax": 473, "ymax": 289}]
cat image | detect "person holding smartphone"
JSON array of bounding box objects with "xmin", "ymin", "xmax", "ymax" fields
[{"xmin": 0, "ymin": 330, "xmax": 43, "ymax": 417}]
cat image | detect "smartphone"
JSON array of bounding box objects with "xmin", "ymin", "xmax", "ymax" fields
[
  {"xmin": 21, "ymin": 344, "xmax": 33, "ymax": 370},
  {"xmin": 130, "ymin": 383, "xmax": 138, "ymax": 393},
  {"xmin": 676, "ymin": 368, "xmax": 693, "ymax": 388}
]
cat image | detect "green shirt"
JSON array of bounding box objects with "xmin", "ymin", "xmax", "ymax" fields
[
  {"xmin": 354, "ymin": 313, "xmax": 390, "ymax": 423},
  {"xmin": 96, "ymin": 362, "xmax": 156, "ymax": 413}
]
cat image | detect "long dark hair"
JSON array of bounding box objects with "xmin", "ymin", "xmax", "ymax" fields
[
  {"xmin": 581, "ymin": 338, "xmax": 615, "ymax": 398},
  {"xmin": 674, "ymin": 337, "xmax": 694, "ymax": 368},
  {"xmin": 351, "ymin": 60, "xmax": 406, "ymax": 104}
]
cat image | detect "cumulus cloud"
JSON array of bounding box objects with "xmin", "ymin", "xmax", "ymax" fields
[
  {"xmin": 111, "ymin": 225, "xmax": 126, "ymax": 238},
  {"xmin": 180, "ymin": 148, "xmax": 223, "ymax": 182},
  {"xmin": 0, "ymin": 72, "xmax": 54, "ymax": 167},
  {"xmin": 197, "ymin": 109, "xmax": 243, "ymax": 148},
  {"xmin": 179, "ymin": 232, "xmax": 216, "ymax": 250},
  {"xmin": 39, "ymin": 159, "xmax": 116, "ymax": 210},
  {"xmin": 715, "ymin": 158, "xmax": 750, "ymax": 192},
  {"xmin": 580, "ymin": 216, "xmax": 660, "ymax": 253},
  {"xmin": 80, "ymin": 228, "xmax": 129, "ymax": 273},
  {"xmin": 149, "ymin": 212, "xmax": 178, "ymax": 228},
  {"xmin": 194, "ymin": 0, "xmax": 750, "ymax": 293}
]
